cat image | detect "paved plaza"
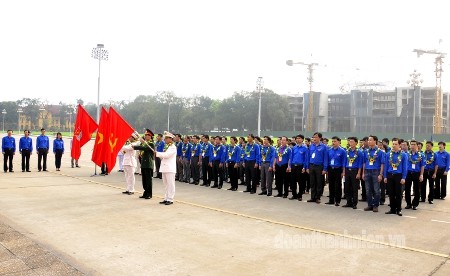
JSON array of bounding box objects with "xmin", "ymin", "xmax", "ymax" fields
[{"xmin": 1, "ymin": 136, "xmax": 449, "ymax": 275}]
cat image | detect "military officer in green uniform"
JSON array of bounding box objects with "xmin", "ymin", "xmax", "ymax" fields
[{"xmin": 133, "ymin": 129, "xmax": 156, "ymax": 199}]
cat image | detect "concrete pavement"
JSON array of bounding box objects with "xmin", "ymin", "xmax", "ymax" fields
[{"xmin": 1, "ymin": 136, "xmax": 449, "ymax": 275}]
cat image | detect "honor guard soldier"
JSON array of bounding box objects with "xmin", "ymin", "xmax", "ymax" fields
[
  {"xmin": 362, "ymin": 135, "xmax": 385, "ymax": 212},
  {"xmin": 384, "ymin": 138, "xmax": 408, "ymax": 216},
  {"xmin": 121, "ymin": 136, "xmax": 138, "ymax": 195},
  {"xmin": 155, "ymin": 134, "xmax": 165, "ymax": 179},
  {"xmin": 305, "ymin": 132, "xmax": 328, "ymax": 204},
  {"xmin": 435, "ymin": 141, "xmax": 449, "ymax": 200},
  {"xmin": 273, "ymin": 136, "xmax": 292, "ymax": 198},
  {"xmin": 405, "ymin": 140, "xmax": 425, "ymax": 210},
  {"xmin": 2, "ymin": 130, "xmax": 16, "ymax": 172},
  {"xmin": 342, "ymin": 137, "xmax": 362, "ymax": 209},
  {"xmin": 289, "ymin": 135, "xmax": 308, "ymax": 201},
  {"xmin": 53, "ymin": 132, "xmax": 64, "ymax": 171},
  {"xmin": 259, "ymin": 136, "xmax": 275, "ymax": 196},
  {"xmin": 190, "ymin": 135, "xmax": 201, "ymax": 185},
  {"xmin": 19, "ymin": 130, "xmax": 32, "ymax": 172},
  {"xmin": 210, "ymin": 136, "xmax": 226, "ymax": 189},
  {"xmin": 36, "ymin": 128, "xmax": 50, "ymax": 172},
  {"xmin": 326, "ymin": 136, "xmax": 346, "ymax": 206},
  {"xmin": 156, "ymin": 131, "xmax": 177, "ymax": 205},
  {"xmin": 200, "ymin": 135, "xmax": 213, "ymax": 186},
  {"xmin": 243, "ymin": 134, "xmax": 261, "ymax": 194},
  {"xmin": 181, "ymin": 136, "xmax": 192, "ymax": 183},
  {"xmin": 422, "ymin": 141, "xmax": 438, "ymax": 204},
  {"xmin": 226, "ymin": 136, "xmax": 241, "ymax": 191},
  {"xmin": 133, "ymin": 129, "xmax": 155, "ymax": 199}
]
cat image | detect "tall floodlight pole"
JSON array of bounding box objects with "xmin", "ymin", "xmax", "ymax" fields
[
  {"xmin": 407, "ymin": 69, "xmax": 423, "ymax": 139},
  {"xmin": 256, "ymin": 77, "xmax": 264, "ymax": 137},
  {"xmin": 66, "ymin": 106, "xmax": 73, "ymax": 137},
  {"xmin": 2, "ymin": 109, "xmax": 6, "ymax": 132},
  {"xmin": 17, "ymin": 108, "xmax": 23, "ymax": 133},
  {"xmin": 91, "ymin": 44, "xmax": 109, "ymax": 124}
]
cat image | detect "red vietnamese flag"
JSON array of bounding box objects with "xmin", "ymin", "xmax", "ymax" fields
[
  {"xmin": 71, "ymin": 104, "xmax": 98, "ymax": 160},
  {"xmin": 104, "ymin": 107, "xmax": 134, "ymax": 173},
  {"xmin": 91, "ymin": 107, "xmax": 109, "ymax": 167}
]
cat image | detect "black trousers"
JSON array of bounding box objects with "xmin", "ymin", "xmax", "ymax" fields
[
  {"xmin": 155, "ymin": 157, "xmax": 162, "ymax": 178},
  {"xmin": 37, "ymin": 148, "xmax": 48, "ymax": 171},
  {"xmin": 344, "ymin": 168, "xmax": 359, "ymax": 206},
  {"xmin": 228, "ymin": 162, "xmax": 238, "ymax": 189},
  {"xmin": 387, "ymin": 173, "xmax": 403, "ymax": 212},
  {"xmin": 3, "ymin": 148, "xmax": 14, "ymax": 172},
  {"xmin": 328, "ymin": 167, "xmax": 343, "ymax": 203},
  {"xmin": 201, "ymin": 156, "xmax": 212, "ymax": 185},
  {"xmin": 245, "ymin": 160, "xmax": 258, "ymax": 192},
  {"xmin": 405, "ymin": 171, "xmax": 420, "ymax": 207},
  {"xmin": 435, "ymin": 168, "xmax": 447, "ymax": 199},
  {"xmin": 305, "ymin": 171, "xmax": 310, "ymax": 192},
  {"xmin": 360, "ymin": 179, "xmax": 367, "ymax": 200},
  {"xmin": 309, "ymin": 164, "xmax": 324, "ymax": 200},
  {"xmin": 190, "ymin": 156, "xmax": 200, "ymax": 183},
  {"xmin": 212, "ymin": 160, "xmax": 224, "ymax": 187},
  {"xmin": 275, "ymin": 163, "xmax": 289, "ymax": 196},
  {"xmin": 422, "ymin": 169, "xmax": 435, "ymax": 202},
  {"xmin": 290, "ymin": 164, "xmax": 305, "ymax": 198},
  {"xmin": 21, "ymin": 149, "xmax": 31, "ymax": 171},
  {"xmin": 54, "ymin": 149, "xmax": 63, "ymax": 169},
  {"xmin": 239, "ymin": 162, "xmax": 245, "ymax": 183},
  {"xmin": 101, "ymin": 163, "xmax": 108, "ymax": 174},
  {"xmin": 141, "ymin": 168, "xmax": 153, "ymax": 197}
]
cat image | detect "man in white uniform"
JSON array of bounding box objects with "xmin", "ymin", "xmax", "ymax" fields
[
  {"xmin": 157, "ymin": 131, "xmax": 177, "ymax": 205},
  {"xmin": 121, "ymin": 137, "xmax": 138, "ymax": 195}
]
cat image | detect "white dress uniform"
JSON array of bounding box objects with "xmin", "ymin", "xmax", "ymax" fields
[
  {"xmin": 156, "ymin": 133, "xmax": 177, "ymax": 203},
  {"xmin": 121, "ymin": 143, "xmax": 138, "ymax": 192}
]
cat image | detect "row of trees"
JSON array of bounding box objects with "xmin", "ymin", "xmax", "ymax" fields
[{"xmin": 0, "ymin": 90, "xmax": 294, "ymax": 134}]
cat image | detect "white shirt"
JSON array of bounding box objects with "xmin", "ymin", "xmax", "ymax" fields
[
  {"xmin": 121, "ymin": 144, "xmax": 137, "ymax": 167},
  {"xmin": 156, "ymin": 144, "xmax": 177, "ymax": 173}
]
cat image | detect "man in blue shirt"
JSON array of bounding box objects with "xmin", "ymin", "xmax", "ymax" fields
[
  {"xmin": 19, "ymin": 130, "xmax": 33, "ymax": 172},
  {"xmin": 244, "ymin": 134, "xmax": 261, "ymax": 194},
  {"xmin": 189, "ymin": 135, "xmax": 201, "ymax": 185},
  {"xmin": 36, "ymin": 128, "xmax": 50, "ymax": 172},
  {"xmin": 435, "ymin": 141, "xmax": 449, "ymax": 200},
  {"xmin": 2, "ymin": 130, "xmax": 16, "ymax": 172},
  {"xmin": 210, "ymin": 136, "xmax": 226, "ymax": 189},
  {"xmin": 326, "ymin": 136, "xmax": 346, "ymax": 206},
  {"xmin": 181, "ymin": 136, "xmax": 192, "ymax": 183},
  {"xmin": 175, "ymin": 134, "xmax": 183, "ymax": 181},
  {"xmin": 384, "ymin": 138, "xmax": 408, "ymax": 216},
  {"xmin": 272, "ymin": 136, "xmax": 292, "ymax": 198},
  {"xmin": 342, "ymin": 137, "xmax": 362, "ymax": 209},
  {"xmin": 305, "ymin": 132, "xmax": 328, "ymax": 203},
  {"xmin": 422, "ymin": 141, "xmax": 438, "ymax": 204},
  {"xmin": 289, "ymin": 134, "xmax": 309, "ymax": 201},
  {"xmin": 226, "ymin": 136, "xmax": 241, "ymax": 191},
  {"xmin": 200, "ymin": 134, "xmax": 213, "ymax": 187},
  {"xmin": 405, "ymin": 140, "xmax": 425, "ymax": 210},
  {"xmin": 154, "ymin": 133, "xmax": 165, "ymax": 179},
  {"xmin": 362, "ymin": 135, "xmax": 385, "ymax": 212},
  {"xmin": 259, "ymin": 136, "xmax": 275, "ymax": 196}
]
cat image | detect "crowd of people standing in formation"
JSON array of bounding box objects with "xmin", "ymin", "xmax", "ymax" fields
[
  {"xmin": 1, "ymin": 128, "xmax": 76, "ymax": 173},
  {"xmin": 120, "ymin": 132, "xmax": 448, "ymax": 216}
]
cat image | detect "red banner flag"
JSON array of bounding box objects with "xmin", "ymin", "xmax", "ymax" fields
[
  {"xmin": 91, "ymin": 107, "xmax": 109, "ymax": 167},
  {"xmin": 104, "ymin": 107, "xmax": 134, "ymax": 173},
  {"xmin": 71, "ymin": 104, "xmax": 98, "ymax": 160}
]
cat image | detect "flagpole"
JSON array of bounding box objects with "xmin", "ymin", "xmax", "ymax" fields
[{"xmin": 91, "ymin": 44, "xmax": 109, "ymax": 176}]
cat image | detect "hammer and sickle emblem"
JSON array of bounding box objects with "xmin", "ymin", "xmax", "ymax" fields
[
  {"xmin": 97, "ymin": 132, "xmax": 104, "ymax": 144},
  {"xmin": 109, "ymin": 133, "xmax": 118, "ymax": 153}
]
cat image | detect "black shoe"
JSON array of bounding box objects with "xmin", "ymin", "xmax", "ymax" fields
[
  {"xmin": 342, "ymin": 204, "xmax": 352, "ymax": 208},
  {"xmin": 405, "ymin": 205, "xmax": 412, "ymax": 209},
  {"xmin": 385, "ymin": 210, "xmax": 396, "ymax": 215},
  {"xmin": 165, "ymin": 201, "xmax": 173, "ymax": 205},
  {"xmin": 267, "ymin": 193, "xmax": 272, "ymax": 196},
  {"xmin": 441, "ymin": 197, "xmax": 446, "ymax": 200},
  {"xmin": 282, "ymin": 195, "xmax": 288, "ymax": 198},
  {"xmin": 127, "ymin": 192, "xmax": 134, "ymax": 195},
  {"xmin": 325, "ymin": 202, "xmax": 334, "ymax": 205},
  {"xmin": 307, "ymin": 199, "xmax": 315, "ymax": 202},
  {"xmin": 298, "ymin": 197, "xmax": 302, "ymax": 201},
  {"xmin": 429, "ymin": 201, "xmax": 433, "ymax": 204},
  {"xmin": 243, "ymin": 190, "xmax": 251, "ymax": 193},
  {"xmin": 258, "ymin": 192, "xmax": 267, "ymax": 195},
  {"xmin": 200, "ymin": 183, "xmax": 207, "ymax": 186},
  {"xmin": 412, "ymin": 206, "xmax": 417, "ymax": 210},
  {"xmin": 274, "ymin": 194, "xmax": 283, "ymax": 197},
  {"xmin": 43, "ymin": 170, "xmax": 48, "ymax": 172},
  {"xmin": 159, "ymin": 200, "xmax": 168, "ymax": 204},
  {"xmin": 122, "ymin": 191, "xmax": 130, "ymax": 194},
  {"xmin": 227, "ymin": 188, "xmax": 234, "ymax": 190},
  {"xmin": 397, "ymin": 211, "xmax": 403, "ymax": 216},
  {"xmin": 288, "ymin": 197, "xmax": 298, "ymax": 200},
  {"xmin": 9, "ymin": 170, "xmax": 14, "ymax": 173},
  {"xmin": 22, "ymin": 170, "xmax": 25, "ymax": 172},
  {"xmin": 352, "ymin": 205, "xmax": 357, "ymax": 209},
  {"xmin": 250, "ymin": 191, "xmax": 256, "ymax": 194},
  {"xmin": 232, "ymin": 188, "xmax": 237, "ymax": 191},
  {"xmin": 335, "ymin": 203, "xmax": 340, "ymax": 206},
  {"xmin": 211, "ymin": 185, "xmax": 218, "ymax": 188},
  {"xmin": 194, "ymin": 182, "xmax": 199, "ymax": 185},
  {"xmin": 26, "ymin": 170, "xmax": 31, "ymax": 172},
  {"xmin": 189, "ymin": 181, "xmax": 196, "ymax": 184}
]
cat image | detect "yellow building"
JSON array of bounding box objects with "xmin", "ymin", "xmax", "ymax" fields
[{"xmin": 18, "ymin": 105, "xmax": 73, "ymax": 132}]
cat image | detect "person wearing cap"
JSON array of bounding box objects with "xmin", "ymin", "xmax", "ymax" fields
[
  {"xmin": 157, "ymin": 131, "xmax": 177, "ymax": 205},
  {"xmin": 121, "ymin": 136, "xmax": 138, "ymax": 195},
  {"xmin": 133, "ymin": 129, "xmax": 155, "ymax": 199},
  {"xmin": 2, "ymin": 130, "xmax": 16, "ymax": 173},
  {"xmin": 36, "ymin": 128, "xmax": 50, "ymax": 172}
]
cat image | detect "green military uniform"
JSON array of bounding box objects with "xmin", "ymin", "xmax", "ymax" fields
[{"xmin": 134, "ymin": 141, "xmax": 155, "ymax": 198}]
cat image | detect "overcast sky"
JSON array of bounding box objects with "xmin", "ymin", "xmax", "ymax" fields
[{"xmin": 1, "ymin": 0, "xmax": 450, "ymax": 105}]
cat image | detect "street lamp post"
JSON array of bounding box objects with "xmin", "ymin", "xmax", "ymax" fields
[
  {"xmin": 66, "ymin": 107, "xmax": 73, "ymax": 137},
  {"xmin": 17, "ymin": 108, "xmax": 23, "ymax": 133},
  {"xmin": 2, "ymin": 109, "xmax": 6, "ymax": 132},
  {"xmin": 167, "ymin": 102, "xmax": 171, "ymax": 131},
  {"xmin": 407, "ymin": 69, "xmax": 423, "ymax": 139},
  {"xmin": 256, "ymin": 77, "xmax": 264, "ymax": 137},
  {"xmin": 91, "ymin": 44, "xmax": 109, "ymax": 124}
]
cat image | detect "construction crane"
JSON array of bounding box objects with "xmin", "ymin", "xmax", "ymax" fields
[
  {"xmin": 413, "ymin": 48, "xmax": 446, "ymax": 134},
  {"xmin": 286, "ymin": 60, "xmax": 319, "ymax": 132}
]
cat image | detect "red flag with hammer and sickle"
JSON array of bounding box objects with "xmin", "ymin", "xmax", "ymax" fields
[
  {"xmin": 71, "ymin": 104, "xmax": 98, "ymax": 160},
  {"xmin": 91, "ymin": 107, "xmax": 109, "ymax": 167},
  {"xmin": 104, "ymin": 107, "xmax": 134, "ymax": 173}
]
